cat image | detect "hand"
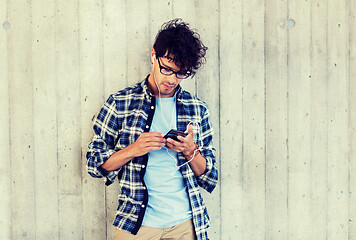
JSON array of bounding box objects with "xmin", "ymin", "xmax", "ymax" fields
[
  {"xmin": 165, "ymin": 124, "xmax": 198, "ymax": 159},
  {"xmin": 131, "ymin": 132, "xmax": 166, "ymax": 157}
]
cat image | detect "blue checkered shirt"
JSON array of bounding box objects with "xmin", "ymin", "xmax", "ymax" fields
[{"xmin": 86, "ymin": 77, "xmax": 218, "ymax": 240}]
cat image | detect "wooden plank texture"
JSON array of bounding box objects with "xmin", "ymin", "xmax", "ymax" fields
[
  {"xmin": 102, "ymin": 1, "xmax": 127, "ymax": 239},
  {"xmin": 0, "ymin": 1, "xmax": 11, "ymax": 239},
  {"xmin": 195, "ymin": 0, "xmax": 221, "ymax": 238},
  {"xmin": 103, "ymin": 0, "xmax": 127, "ymax": 95},
  {"xmin": 326, "ymin": 0, "xmax": 350, "ymax": 239},
  {"xmin": 310, "ymin": 1, "xmax": 328, "ymax": 239},
  {"xmin": 220, "ymin": 0, "xmax": 244, "ymax": 239},
  {"xmin": 150, "ymin": 0, "xmax": 173, "ymax": 44},
  {"xmin": 125, "ymin": 0, "xmax": 150, "ymax": 86},
  {"xmin": 350, "ymin": 1, "xmax": 356, "ymax": 238},
  {"xmin": 55, "ymin": 1, "xmax": 82, "ymax": 239},
  {"xmin": 287, "ymin": 0, "xmax": 311, "ymax": 239},
  {"xmin": 172, "ymin": 0, "xmax": 196, "ymax": 94},
  {"xmin": 79, "ymin": 1, "xmax": 106, "ymax": 239},
  {"xmin": 265, "ymin": 0, "xmax": 288, "ymax": 238},
  {"xmin": 32, "ymin": 0, "xmax": 59, "ymax": 239},
  {"xmin": 0, "ymin": 1, "xmax": 355, "ymax": 239},
  {"xmin": 8, "ymin": 1, "xmax": 35, "ymax": 239},
  {"xmin": 242, "ymin": 0, "xmax": 266, "ymax": 238}
]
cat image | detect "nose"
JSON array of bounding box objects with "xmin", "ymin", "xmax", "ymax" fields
[{"xmin": 167, "ymin": 74, "xmax": 178, "ymax": 84}]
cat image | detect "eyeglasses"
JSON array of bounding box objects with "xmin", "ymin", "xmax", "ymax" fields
[{"xmin": 157, "ymin": 57, "xmax": 191, "ymax": 79}]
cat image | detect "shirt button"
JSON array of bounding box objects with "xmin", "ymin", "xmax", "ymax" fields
[
  {"xmin": 142, "ymin": 165, "xmax": 145, "ymax": 168},
  {"xmin": 143, "ymin": 186, "xmax": 146, "ymax": 190},
  {"xmin": 141, "ymin": 204, "xmax": 145, "ymax": 208},
  {"xmin": 145, "ymin": 125, "xmax": 149, "ymax": 129},
  {"xmin": 151, "ymin": 106, "xmax": 154, "ymax": 109}
]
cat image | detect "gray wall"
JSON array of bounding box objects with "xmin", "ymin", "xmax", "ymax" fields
[{"xmin": 0, "ymin": 0, "xmax": 355, "ymax": 239}]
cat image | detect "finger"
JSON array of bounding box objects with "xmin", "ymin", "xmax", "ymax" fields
[
  {"xmin": 177, "ymin": 136, "xmax": 187, "ymax": 143},
  {"xmin": 142, "ymin": 132, "xmax": 165, "ymax": 138},
  {"xmin": 147, "ymin": 141, "xmax": 166, "ymax": 147},
  {"xmin": 146, "ymin": 146, "xmax": 163, "ymax": 152},
  {"xmin": 165, "ymin": 142, "xmax": 174, "ymax": 148},
  {"xmin": 140, "ymin": 133, "xmax": 165, "ymax": 142},
  {"xmin": 145, "ymin": 141, "xmax": 166, "ymax": 150},
  {"xmin": 177, "ymin": 135, "xmax": 195, "ymax": 149},
  {"xmin": 165, "ymin": 139, "xmax": 180, "ymax": 147},
  {"xmin": 144, "ymin": 147, "xmax": 162, "ymax": 154},
  {"xmin": 145, "ymin": 136, "xmax": 165, "ymax": 143},
  {"xmin": 187, "ymin": 124, "xmax": 194, "ymax": 136},
  {"xmin": 165, "ymin": 142, "xmax": 181, "ymax": 152},
  {"xmin": 166, "ymin": 137, "xmax": 183, "ymax": 146},
  {"xmin": 154, "ymin": 132, "xmax": 165, "ymax": 137}
]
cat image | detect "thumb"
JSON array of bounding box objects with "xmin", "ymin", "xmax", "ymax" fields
[{"xmin": 187, "ymin": 124, "xmax": 194, "ymax": 136}]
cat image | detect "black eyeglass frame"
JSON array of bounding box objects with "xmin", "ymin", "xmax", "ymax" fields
[{"xmin": 157, "ymin": 57, "xmax": 191, "ymax": 79}]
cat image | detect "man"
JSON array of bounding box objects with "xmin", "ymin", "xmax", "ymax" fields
[{"xmin": 86, "ymin": 18, "xmax": 218, "ymax": 240}]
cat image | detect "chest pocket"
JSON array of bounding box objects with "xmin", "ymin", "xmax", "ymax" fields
[{"xmin": 116, "ymin": 107, "xmax": 147, "ymax": 150}]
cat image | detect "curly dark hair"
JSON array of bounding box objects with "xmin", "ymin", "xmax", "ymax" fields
[{"xmin": 153, "ymin": 18, "xmax": 208, "ymax": 77}]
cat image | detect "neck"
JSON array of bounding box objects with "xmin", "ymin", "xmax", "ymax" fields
[
  {"xmin": 147, "ymin": 74, "xmax": 159, "ymax": 97},
  {"xmin": 147, "ymin": 74, "xmax": 176, "ymax": 98}
]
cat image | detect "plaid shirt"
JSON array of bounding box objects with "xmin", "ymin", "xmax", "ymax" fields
[{"xmin": 86, "ymin": 77, "xmax": 218, "ymax": 240}]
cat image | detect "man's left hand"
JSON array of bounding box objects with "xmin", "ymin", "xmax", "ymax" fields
[{"xmin": 165, "ymin": 124, "xmax": 198, "ymax": 160}]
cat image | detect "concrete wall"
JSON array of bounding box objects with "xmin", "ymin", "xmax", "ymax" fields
[{"xmin": 0, "ymin": 0, "xmax": 355, "ymax": 239}]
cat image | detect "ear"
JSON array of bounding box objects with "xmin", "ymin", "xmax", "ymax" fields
[{"xmin": 150, "ymin": 48, "xmax": 156, "ymax": 63}]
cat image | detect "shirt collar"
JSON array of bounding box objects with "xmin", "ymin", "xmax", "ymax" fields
[{"xmin": 141, "ymin": 75, "xmax": 155, "ymax": 99}]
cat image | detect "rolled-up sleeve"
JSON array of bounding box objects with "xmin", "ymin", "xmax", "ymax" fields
[
  {"xmin": 196, "ymin": 107, "xmax": 218, "ymax": 193},
  {"xmin": 86, "ymin": 95, "xmax": 121, "ymax": 186}
]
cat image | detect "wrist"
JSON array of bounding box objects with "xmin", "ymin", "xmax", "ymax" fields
[
  {"xmin": 121, "ymin": 144, "xmax": 138, "ymax": 161},
  {"xmin": 184, "ymin": 143, "xmax": 198, "ymax": 160}
]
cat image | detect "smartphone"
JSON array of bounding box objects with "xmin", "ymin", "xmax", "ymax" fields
[{"xmin": 164, "ymin": 129, "xmax": 188, "ymax": 142}]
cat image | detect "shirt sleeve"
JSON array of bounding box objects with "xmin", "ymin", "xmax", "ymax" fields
[
  {"xmin": 196, "ymin": 107, "xmax": 218, "ymax": 193},
  {"xmin": 86, "ymin": 95, "xmax": 121, "ymax": 186}
]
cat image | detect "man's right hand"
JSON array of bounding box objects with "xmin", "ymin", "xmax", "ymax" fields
[
  {"xmin": 101, "ymin": 132, "xmax": 166, "ymax": 171},
  {"xmin": 130, "ymin": 132, "xmax": 166, "ymax": 158}
]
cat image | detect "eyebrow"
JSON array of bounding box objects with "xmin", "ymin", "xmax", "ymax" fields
[{"xmin": 161, "ymin": 59, "xmax": 180, "ymax": 72}]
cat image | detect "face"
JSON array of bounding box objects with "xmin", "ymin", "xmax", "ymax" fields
[{"xmin": 148, "ymin": 49, "xmax": 185, "ymax": 98}]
